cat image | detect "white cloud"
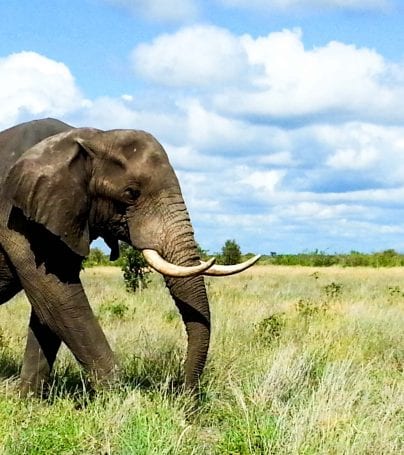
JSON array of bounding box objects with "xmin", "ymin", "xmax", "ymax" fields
[
  {"xmin": 73, "ymin": 96, "xmax": 184, "ymax": 143},
  {"xmin": 103, "ymin": 0, "xmax": 198, "ymax": 22},
  {"xmin": 164, "ymin": 143, "xmax": 227, "ymax": 171},
  {"xmin": 133, "ymin": 26, "xmax": 404, "ymax": 122},
  {"xmin": 318, "ymin": 123, "xmax": 404, "ymax": 181},
  {"xmin": 0, "ymin": 52, "xmax": 84, "ymax": 130},
  {"xmin": 179, "ymin": 99, "xmax": 291, "ymax": 154},
  {"xmin": 219, "ymin": 0, "xmax": 393, "ymax": 12},
  {"xmin": 279, "ymin": 201, "xmax": 368, "ymax": 221},
  {"xmin": 217, "ymin": 28, "xmax": 404, "ymax": 120},
  {"xmin": 131, "ymin": 25, "xmax": 248, "ymax": 87},
  {"xmin": 121, "ymin": 94, "xmax": 134, "ymax": 102},
  {"xmin": 242, "ymin": 169, "xmax": 286, "ymax": 193},
  {"xmin": 77, "ymin": 96, "xmax": 140, "ymax": 129},
  {"xmin": 327, "ymin": 147, "xmax": 378, "ymax": 170},
  {"xmin": 257, "ymin": 151, "xmax": 296, "ymax": 166}
]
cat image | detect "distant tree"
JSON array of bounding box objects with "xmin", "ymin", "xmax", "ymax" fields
[
  {"xmin": 196, "ymin": 243, "xmax": 210, "ymax": 261},
  {"xmin": 83, "ymin": 247, "xmax": 109, "ymax": 267},
  {"xmin": 221, "ymin": 239, "xmax": 242, "ymax": 265},
  {"xmin": 119, "ymin": 243, "xmax": 151, "ymax": 292}
]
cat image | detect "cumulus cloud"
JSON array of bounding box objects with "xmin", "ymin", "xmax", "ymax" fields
[
  {"xmin": 316, "ymin": 123, "xmax": 404, "ymax": 184},
  {"xmin": 0, "ymin": 51, "xmax": 84, "ymax": 130},
  {"xmin": 242, "ymin": 170, "xmax": 286, "ymax": 194},
  {"xmin": 165, "ymin": 144, "xmax": 227, "ymax": 172},
  {"xmin": 131, "ymin": 25, "xmax": 248, "ymax": 87},
  {"xmin": 218, "ymin": 28, "xmax": 404, "ymax": 121},
  {"xmin": 103, "ymin": 0, "xmax": 198, "ymax": 22},
  {"xmin": 133, "ymin": 26, "xmax": 404, "ymax": 123},
  {"xmin": 178, "ymin": 99, "xmax": 292, "ymax": 156}
]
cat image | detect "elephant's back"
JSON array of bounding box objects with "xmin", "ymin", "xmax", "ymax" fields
[{"xmin": 0, "ymin": 118, "xmax": 73, "ymax": 184}]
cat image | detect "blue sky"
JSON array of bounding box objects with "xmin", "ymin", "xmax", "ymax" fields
[{"xmin": 1, "ymin": 0, "xmax": 404, "ymax": 255}]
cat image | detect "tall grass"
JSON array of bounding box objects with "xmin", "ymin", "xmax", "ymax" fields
[{"xmin": 0, "ymin": 266, "xmax": 403, "ymax": 454}]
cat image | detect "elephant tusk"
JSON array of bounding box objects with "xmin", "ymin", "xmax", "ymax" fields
[
  {"xmin": 201, "ymin": 255, "xmax": 261, "ymax": 276},
  {"xmin": 142, "ymin": 249, "xmax": 216, "ymax": 277}
]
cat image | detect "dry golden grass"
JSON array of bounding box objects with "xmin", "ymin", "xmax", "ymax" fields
[{"xmin": 0, "ymin": 265, "xmax": 403, "ymax": 454}]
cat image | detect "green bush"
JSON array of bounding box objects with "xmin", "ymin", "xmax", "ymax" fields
[
  {"xmin": 255, "ymin": 313, "xmax": 285, "ymax": 343},
  {"xmin": 99, "ymin": 299, "xmax": 129, "ymax": 320},
  {"xmin": 323, "ymin": 282, "xmax": 343, "ymax": 300},
  {"xmin": 119, "ymin": 243, "xmax": 151, "ymax": 293},
  {"xmin": 83, "ymin": 247, "xmax": 110, "ymax": 268},
  {"xmin": 219, "ymin": 239, "xmax": 242, "ymax": 265}
]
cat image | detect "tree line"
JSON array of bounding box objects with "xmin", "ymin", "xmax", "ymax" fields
[
  {"xmin": 85, "ymin": 242, "xmax": 404, "ymax": 274},
  {"xmin": 259, "ymin": 248, "xmax": 404, "ymax": 267},
  {"xmin": 84, "ymin": 239, "xmax": 246, "ymax": 269}
]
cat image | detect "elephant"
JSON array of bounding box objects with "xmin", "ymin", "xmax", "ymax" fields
[{"xmin": 0, "ymin": 118, "xmax": 260, "ymax": 396}]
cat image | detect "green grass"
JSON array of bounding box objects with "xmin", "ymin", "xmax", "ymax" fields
[{"xmin": 0, "ymin": 266, "xmax": 403, "ymax": 454}]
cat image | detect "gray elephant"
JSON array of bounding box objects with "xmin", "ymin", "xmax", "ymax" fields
[{"xmin": 0, "ymin": 118, "xmax": 259, "ymax": 396}]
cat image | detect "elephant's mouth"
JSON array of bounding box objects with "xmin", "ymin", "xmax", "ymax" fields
[{"xmin": 141, "ymin": 248, "xmax": 261, "ymax": 278}]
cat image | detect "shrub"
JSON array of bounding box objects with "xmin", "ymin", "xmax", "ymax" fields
[
  {"xmin": 255, "ymin": 313, "xmax": 285, "ymax": 343},
  {"xmin": 99, "ymin": 299, "xmax": 129, "ymax": 320},
  {"xmin": 83, "ymin": 247, "xmax": 109, "ymax": 267},
  {"xmin": 119, "ymin": 243, "xmax": 151, "ymax": 293},
  {"xmin": 323, "ymin": 282, "xmax": 343, "ymax": 300},
  {"xmin": 296, "ymin": 298, "xmax": 329, "ymax": 317},
  {"xmin": 220, "ymin": 239, "xmax": 242, "ymax": 265}
]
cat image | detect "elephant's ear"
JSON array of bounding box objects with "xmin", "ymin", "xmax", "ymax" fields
[{"xmin": 5, "ymin": 130, "xmax": 93, "ymax": 257}]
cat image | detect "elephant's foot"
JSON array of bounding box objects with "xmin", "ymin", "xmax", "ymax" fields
[
  {"xmin": 87, "ymin": 363, "xmax": 120, "ymax": 392},
  {"xmin": 19, "ymin": 372, "xmax": 50, "ymax": 398},
  {"xmin": 19, "ymin": 364, "xmax": 120, "ymax": 399}
]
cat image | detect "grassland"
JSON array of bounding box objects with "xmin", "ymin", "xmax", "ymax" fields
[{"xmin": 0, "ymin": 265, "xmax": 403, "ymax": 454}]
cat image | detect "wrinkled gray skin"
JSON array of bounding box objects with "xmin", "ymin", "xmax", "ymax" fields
[{"xmin": 0, "ymin": 118, "xmax": 210, "ymax": 396}]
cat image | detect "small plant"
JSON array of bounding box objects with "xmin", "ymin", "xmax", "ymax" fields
[
  {"xmin": 387, "ymin": 285, "xmax": 403, "ymax": 304},
  {"xmin": 164, "ymin": 309, "xmax": 179, "ymax": 323},
  {"xmin": 323, "ymin": 281, "xmax": 343, "ymax": 300},
  {"xmin": 99, "ymin": 298, "xmax": 129, "ymax": 320},
  {"xmin": 296, "ymin": 298, "xmax": 328, "ymax": 317},
  {"xmin": 255, "ymin": 313, "xmax": 285, "ymax": 343},
  {"xmin": 387, "ymin": 285, "xmax": 401, "ymax": 297},
  {"xmin": 108, "ymin": 302, "xmax": 129, "ymax": 318}
]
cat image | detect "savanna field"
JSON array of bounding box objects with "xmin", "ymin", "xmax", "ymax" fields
[{"xmin": 0, "ymin": 266, "xmax": 403, "ymax": 454}]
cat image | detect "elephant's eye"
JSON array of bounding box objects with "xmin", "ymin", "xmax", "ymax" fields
[{"xmin": 125, "ymin": 188, "xmax": 141, "ymax": 201}]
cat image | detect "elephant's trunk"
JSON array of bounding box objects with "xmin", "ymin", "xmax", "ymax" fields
[
  {"xmin": 165, "ymin": 274, "xmax": 210, "ymax": 391},
  {"xmin": 161, "ymin": 198, "xmax": 211, "ymax": 391}
]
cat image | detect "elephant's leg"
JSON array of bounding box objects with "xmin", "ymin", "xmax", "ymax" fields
[
  {"xmin": 19, "ymin": 276, "xmax": 118, "ymax": 392},
  {"xmin": 20, "ymin": 310, "xmax": 61, "ymax": 396},
  {"xmin": 1, "ymin": 235, "xmax": 117, "ymax": 394}
]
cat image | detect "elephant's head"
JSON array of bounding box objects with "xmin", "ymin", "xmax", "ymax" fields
[{"xmin": 5, "ymin": 127, "xmax": 259, "ymax": 390}]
